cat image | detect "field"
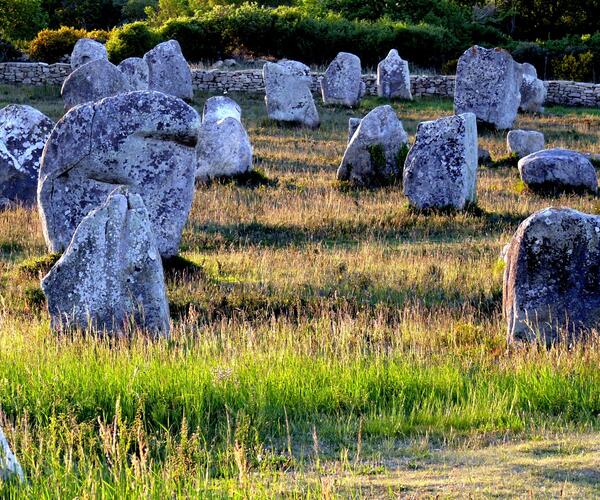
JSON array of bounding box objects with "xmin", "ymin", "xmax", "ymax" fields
[{"xmin": 1, "ymin": 85, "xmax": 600, "ymax": 497}]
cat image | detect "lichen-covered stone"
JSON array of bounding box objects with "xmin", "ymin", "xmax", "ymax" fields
[
  {"xmin": 42, "ymin": 188, "xmax": 170, "ymax": 336},
  {"xmin": 118, "ymin": 57, "xmax": 149, "ymax": 91},
  {"xmin": 321, "ymin": 52, "xmax": 366, "ymax": 107},
  {"xmin": 38, "ymin": 91, "xmax": 200, "ymax": 257},
  {"xmin": 0, "ymin": 425, "xmax": 23, "ymax": 482},
  {"xmin": 504, "ymin": 207, "xmax": 600, "ymax": 344},
  {"xmin": 263, "ymin": 61, "xmax": 319, "ymax": 128},
  {"xmin": 0, "ymin": 105, "xmax": 53, "ymax": 207},
  {"xmin": 454, "ymin": 46, "xmax": 522, "ymax": 129},
  {"xmin": 519, "ymin": 62, "xmax": 546, "ymax": 113},
  {"xmin": 507, "ymin": 129, "xmax": 544, "ymax": 158},
  {"xmin": 144, "ymin": 40, "xmax": 193, "ymax": 100},
  {"xmin": 403, "ymin": 113, "xmax": 478, "ymax": 210},
  {"xmin": 337, "ymin": 105, "xmax": 408, "ymax": 186},
  {"xmin": 518, "ymin": 148, "xmax": 597, "ymax": 193},
  {"xmin": 377, "ymin": 49, "xmax": 412, "ymax": 100},
  {"xmin": 203, "ymin": 96, "xmax": 241, "ymax": 123},
  {"xmin": 70, "ymin": 38, "xmax": 107, "ymax": 70},
  {"xmin": 348, "ymin": 117, "xmax": 362, "ymax": 142},
  {"xmin": 61, "ymin": 59, "xmax": 132, "ymax": 110}
]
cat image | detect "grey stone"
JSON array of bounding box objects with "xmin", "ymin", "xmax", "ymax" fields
[
  {"xmin": 478, "ymin": 146, "xmax": 491, "ymax": 165},
  {"xmin": 38, "ymin": 91, "xmax": 200, "ymax": 257},
  {"xmin": 504, "ymin": 207, "xmax": 600, "ymax": 344},
  {"xmin": 118, "ymin": 57, "xmax": 149, "ymax": 91},
  {"xmin": 203, "ymin": 96, "xmax": 241, "ymax": 123},
  {"xmin": 321, "ymin": 52, "xmax": 366, "ymax": 107},
  {"xmin": 348, "ymin": 117, "xmax": 362, "ymax": 143},
  {"xmin": 263, "ymin": 61, "xmax": 319, "ymax": 128},
  {"xmin": 377, "ymin": 49, "xmax": 412, "ymax": 100},
  {"xmin": 70, "ymin": 38, "xmax": 107, "ymax": 70},
  {"xmin": 519, "ymin": 62, "xmax": 546, "ymax": 113},
  {"xmin": 337, "ymin": 105, "xmax": 408, "ymax": 186},
  {"xmin": 518, "ymin": 148, "xmax": 597, "ymax": 193},
  {"xmin": 144, "ymin": 40, "xmax": 193, "ymax": 100},
  {"xmin": 61, "ymin": 59, "xmax": 132, "ymax": 111},
  {"xmin": 0, "ymin": 425, "xmax": 23, "ymax": 482},
  {"xmin": 507, "ymin": 129, "xmax": 544, "ymax": 157},
  {"xmin": 42, "ymin": 188, "xmax": 170, "ymax": 336},
  {"xmin": 224, "ymin": 59, "xmax": 237, "ymax": 67},
  {"xmin": 403, "ymin": 113, "xmax": 478, "ymax": 210},
  {"xmin": 0, "ymin": 105, "xmax": 53, "ymax": 207},
  {"xmin": 454, "ymin": 46, "xmax": 522, "ymax": 129}
]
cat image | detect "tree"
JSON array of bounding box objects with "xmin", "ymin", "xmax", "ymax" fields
[{"xmin": 0, "ymin": 0, "xmax": 48, "ymax": 40}]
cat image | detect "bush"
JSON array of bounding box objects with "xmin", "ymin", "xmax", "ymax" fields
[
  {"xmin": 159, "ymin": 17, "xmax": 226, "ymax": 62},
  {"xmin": 106, "ymin": 22, "xmax": 160, "ymax": 62},
  {"xmin": 28, "ymin": 26, "xmax": 108, "ymax": 63},
  {"xmin": 552, "ymin": 52, "xmax": 594, "ymax": 82},
  {"xmin": 0, "ymin": 39, "xmax": 22, "ymax": 62}
]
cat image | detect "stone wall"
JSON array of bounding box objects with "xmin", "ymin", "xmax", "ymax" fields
[{"xmin": 0, "ymin": 62, "xmax": 598, "ymax": 108}]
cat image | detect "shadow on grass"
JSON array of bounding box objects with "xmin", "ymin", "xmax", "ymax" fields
[{"xmin": 534, "ymin": 466, "xmax": 600, "ymax": 488}]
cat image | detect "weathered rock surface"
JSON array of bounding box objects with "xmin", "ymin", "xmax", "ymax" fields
[
  {"xmin": 337, "ymin": 105, "xmax": 408, "ymax": 186},
  {"xmin": 263, "ymin": 61, "xmax": 319, "ymax": 128},
  {"xmin": 42, "ymin": 188, "xmax": 170, "ymax": 336},
  {"xmin": 518, "ymin": 148, "xmax": 597, "ymax": 193},
  {"xmin": 0, "ymin": 425, "xmax": 24, "ymax": 482},
  {"xmin": 377, "ymin": 49, "xmax": 412, "ymax": 100},
  {"xmin": 61, "ymin": 58, "xmax": 132, "ymax": 110},
  {"xmin": 403, "ymin": 113, "xmax": 478, "ymax": 210},
  {"xmin": 118, "ymin": 57, "xmax": 149, "ymax": 91},
  {"xmin": 478, "ymin": 146, "xmax": 491, "ymax": 165},
  {"xmin": 321, "ymin": 52, "xmax": 366, "ymax": 107},
  {"xmin": 348, "ymin": 117, "xmax": 362, "ymax": 142},
  {"xmin": 196, "ymin": 96, "xmax": 252, "ymax": 181},
  {"xmin": 70, "ymin": 38, "xmax": 107, "ymax": 70},
  {"xmin": 504, "ymin": 207, "xmax": 600, "ymax": 344},
  {"xmin": 454, "ymin": 46, "xmax": 522, "ymax": 129},
  {"xmin": 0, "ymin": 104, "xmax": 53, "ymax": 207},
  {"xmin": 519, "ymin": 62, "xmax": 546, "ymax": 113},
  {"xmin": 507, "ymin": 129, "xmax": 545, "ymax": 158},
  {"xmin": 38, "ymin": 91, "xmax": 200, "ymax": 257},
  {"xmin": 144, "ymin": 40, "xmax": 193, "ymax": 100}
]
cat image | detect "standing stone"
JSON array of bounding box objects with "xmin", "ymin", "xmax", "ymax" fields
[
  {"xmin": 118, "ymin": 57, "xmax": 149, "ymax": 91},
  {"xmin": 0, "ymin": 425, "xmax": 24, "ymax": 482},
  {"xmin": 263, "ymin": 61, "xmax": 320, "ymax": 128},
  {"xmin": 507, "ymin": 129, "xmax": 544, "ymax": 158},
  {"xmin": 518, "ymin": 148, "xmax": 598, "ymax": 193},
  {"xmin": 196, "ymin": 96, "xmax": 252, "ymax": 181},
  {"xmin": 144, "ymin": 40, "xmax": 193, "ymax": 100},
  {"xmin": 70, "ymin": 38, "xmax": 107, "ymax": 70},
  {"xmin": 0, "ymin": 105, "xmax": 53, "ymax": 207},
  {"xmin": 42, "ymin": 188, "xmax": 170, "ymax": 336},
  {"xmin": 377, "ymin": 49, "xmax": 412, "ymax": 100},
  {"xmin": 38, "ymin": 91, "xmax": 200, "ymax": 257},
  {"xmin": 403, "ymin": 113, "xmax": 478, "ymax": 210},
  {"xmin": 454, "ymin": 46, "xmax": 522, "ymax": 129},
  {"xmin": 504, "ymin": 207, "xmax": 600, "ymax": 344},
  {"xmin": 61, "ymin": 59, "xmax": 132, "ymax": 111},
  {"xmin": 519, "ymin": 62, "xmax": 546, "ymax": 113},
  {"xmin": 321, "ymin": 52, "xmax": 366, "ymax": 107},
  {"xmin": 337, "ymin": 105, "xmax": 408, "ymax": 186},
  {"xmin": 348, "ymin": 117, "xmax": 362, "ymax": 143}
]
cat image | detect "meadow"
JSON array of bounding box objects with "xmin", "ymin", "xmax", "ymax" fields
[{"xmin": 1, "ymin": 85, "xmax": 600, "ymax": 497}]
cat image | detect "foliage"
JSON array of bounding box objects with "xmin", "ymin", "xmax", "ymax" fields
[
  {"xmin": 28, "ymin": 26, "xmax": 109, "ymax": 63},
  {"xmin": 0, "ymin": 0, "xmax": 48, "ymax": 41},
  {"xmin": 105, "ymin": 21, "xmax": 160, "ymax": 62},
  {"xmin": 0, "ymin": 39, "xmax": 23, "ymax": 63},
  {"xmin": 553, "ymin": 51, "xmax": 595, "ymax": 82}
]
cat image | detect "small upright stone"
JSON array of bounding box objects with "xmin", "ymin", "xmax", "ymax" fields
[
  {"xmin": 504, "ymin": 207, "xmax": 600, "ymax": 344},
  {"xmin": 42, "ymin": 188, "xmax": 170, "ymax": 336},
  {"xmin": 144, "ymin": 40, "xmax": 193, "ymax": 100},
  {"xmin": 0, "ymin": 425, "xmax": 24, "ymax": 482},
  {"xmin": 454, "ymin": 46, "xmax": 522, "ymax": 129},
  {"xmin": 203, "ymin": 96, "xmax": 241, "ymax": 123},
  {"xmin": 519, "ymin": 63, "xmax": 546, "ymax": 113},
  {"xmin": 70, "ymin": 38, "xmax": 107, "ymax": 70},
  {"xmin": 0, "ymin": 105, "xmax": 53, "ymax": 207},
  {"xmin": 337, "ymin": 105, "xmax": 408, "ymax": 186},
  {"xmin": 348, "ymin": 117, "xmax": 362, "ymax": 143},
  {"xmin": 263, "ymin": 61, "xmax": 319, "ymax": 128},
  {"xmin": 403, "ymin": 113, "xmax": 478, "ymax": 210},
  {"xmin": 507, "ymin": 129, "xmax": 544, "ymax": 158},
  {"xmin": 118, "ymin": 57, "xmax": 149, "ymax": 91},
  {"xmin": 321, "ymin": 52, "xmax": 366, "ymax": 107},
  {"xmin": 377, "ymin": 49, "xmax": 412, "ymax": 100},
  {"xmin": 61, "ymin": 59, "xmax": 132, "ymax": 110}
]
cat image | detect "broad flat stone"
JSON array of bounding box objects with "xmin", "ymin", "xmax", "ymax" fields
[
  {"xmin": 118, "ymin": 57, "xmax": 149, "ymax": 91},
  {"xmin": 377, "ymin": 49, "xmax": 412, "ymax": 100},
  {"xmin": 321, "ymin": 52, "xmax": 366, "ymax": 107},
  {"xmin": 144, "ymin": 40, "xmax": 193, "ymax": 100},
  {"xmin": 71, "ymin": 38, "xmax": 107, "ymax": 70}
]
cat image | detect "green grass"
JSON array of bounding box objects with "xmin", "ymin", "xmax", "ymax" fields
[{"xmin": 1, "ymin": 87, "xmax": 600, "ymax": 497}]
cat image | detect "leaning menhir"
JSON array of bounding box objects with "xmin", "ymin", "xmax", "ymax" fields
[
  {"xmin": 263, "ymin": 61, "xmax": 320, "ymax": 128},
  {"xmin": 321, "ymin": 52, "xmax": 366, "ymax": 107},
  {"xmin": 377, "ymin": 49, "xmax": 412, "ymax": 100},
  {"xmin": 42, "ymin": 188, "xmax": 170, "ymax": 336},
  {"xmin": 38, "ymin": 90, "xmax": 200, "ymax": 258},
  {"xmin": 144, "ymin": 40, "xmax": 193, "ymax": 100},
  {"xmin": 504, "ymin": 207, "xmax": 600, "ymax": 345},
  {"xmin": 519, "ymin": 62, "xmax": 546, "ymax": 113},
  {"xmin": 0, "ymin": 104, "xmax": 53, "ymax": 207},
  {"xmin": 70, "ymin": 38, "xmax": 108, "ymax": 70},
  {"xmin": 454, "ymin": 46, "xmax": 522, "ymax": 130},
  {"xmin": 337, "ymin": 105, "xmax": 408, "ymax": 186},
  {"xmin": 403, "ymin": 113, "xmax": 478, "ymax": 210}
]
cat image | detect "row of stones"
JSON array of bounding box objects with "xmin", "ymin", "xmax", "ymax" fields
[{"xmin": 1, "ymin": 62, "xmax": 600, "ymax": 107}]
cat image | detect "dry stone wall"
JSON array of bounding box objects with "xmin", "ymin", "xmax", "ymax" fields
[{"xmin": 0, "ymin": 62, "xmax": 599, "ymax": 107}]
